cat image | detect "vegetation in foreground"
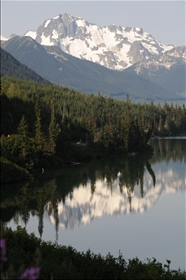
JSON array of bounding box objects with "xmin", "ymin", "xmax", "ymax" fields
[{"xmin": 0, "ymin": 226, "xmax": 185, "ymax": 280}]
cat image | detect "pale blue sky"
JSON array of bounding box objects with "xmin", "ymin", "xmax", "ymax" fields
[{"xmin": 1, "ymin": 1, "xmax": 185, "ymax": 46}]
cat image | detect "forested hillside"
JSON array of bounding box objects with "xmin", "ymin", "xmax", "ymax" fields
[
  {"xmin": 0, "ymin": 47, "xmax": 50, "ymax": 85},
  {"xmin": 1, "ymin": 76, "xmax": 186, "ymax": 173}
]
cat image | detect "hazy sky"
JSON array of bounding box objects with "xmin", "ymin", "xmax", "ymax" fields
[{"xmin": 1, "ymin": 1, "xmax": 185, "ymax": 46}]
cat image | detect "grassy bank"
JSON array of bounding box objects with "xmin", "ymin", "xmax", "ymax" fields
[{"xmin": 1, "ymin": 226, "xmax": 185, "ymax": 279}]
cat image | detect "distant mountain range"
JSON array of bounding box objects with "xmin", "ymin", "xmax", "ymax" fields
[
  {"xmin": 124, "ymin": 46, "xmax": 186, "ymax": 99},
  {"xmin": 1, "ymin": 13, "xmax": 185, "ymax": 103}
]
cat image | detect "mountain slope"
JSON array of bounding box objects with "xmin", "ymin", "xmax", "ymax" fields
[
  {"xmin": 0, "ymin": 47, "xmax": 50, "ymax": 84},
  {"xmin": 124, "ymin": 46, "xmax": 186, "ymax": 96},
  {"xmin": 24, "ymin": 13, "xmax": 174, "ymax": 71},
  {"xmin": 2, "ymin": 36, "xmax": 181, "ymax": 103}
]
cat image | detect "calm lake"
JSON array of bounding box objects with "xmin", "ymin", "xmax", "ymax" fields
[{"xmin": 1, "ymin": 138, "xmax": 186, "ymax": 271}]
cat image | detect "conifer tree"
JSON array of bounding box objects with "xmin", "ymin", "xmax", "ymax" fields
[
  {"xmin": 122, "ymin": 95, "xmax": 131, "ymax": 152},
  {"xmin": 17, "ymin": 115, "xmax": 30, "ymax": 164},
  {"xmin": 86, "ymin": 110, "xmax": 97, "ymax": 144},
  {"xmin": 48, "ymin": 96, "xmax": 57, "ymax": 154},
  {"xmin": 17, "ymin": 115, "xmax": 29, "ymax": 138},
  {"xmin": 34, "ymin": 101, "xmax": 46, "ymax": 155}
]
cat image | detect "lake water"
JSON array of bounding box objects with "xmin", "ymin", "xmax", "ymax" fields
[{"xmin": 1, "ymin": 138, "xmax": 186, "ymax": 271}]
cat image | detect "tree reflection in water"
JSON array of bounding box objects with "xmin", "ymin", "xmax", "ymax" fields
[
  {"xmin": 1, "ymin": 154, "xmax": 155, "ymax": 238},
  {"xmin": 1, "ymin": 138, "xmax": 185, "ymax": 239}
]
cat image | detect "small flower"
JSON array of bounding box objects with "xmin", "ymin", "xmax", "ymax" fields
[
  {"xmin": 20, "ymin": 267, "xmax": 40, "ymax": 280},
  {"xmin": 0, "ymin": 238, "xmax": 7, "ymax": 262}
]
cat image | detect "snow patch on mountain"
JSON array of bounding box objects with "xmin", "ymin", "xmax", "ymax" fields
[
  {"xmin": 44, "ymin": 19, "xmax": 51, "ymax": 28},
  {"xmin": 53, "ymin": 15, "xmax": 59, "ymax": 20},
  {"xmin": 41, "ymin": 33, "xmax": 54, "ymax": 46},
  {"xmin": 52, "ymin": 30, "xmax": 58, "ymax": 39},
  {"xmin": 25, "ymin": 31, "xmax": 37, "ymax": 40}
]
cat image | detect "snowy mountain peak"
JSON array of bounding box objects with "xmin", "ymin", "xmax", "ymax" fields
[{"xmin": 24, "ymin": 13, "xmax": 175, "ymax": 70}]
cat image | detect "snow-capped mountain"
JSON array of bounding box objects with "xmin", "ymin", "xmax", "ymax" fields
[
  {"xmin": 24, "ymin": 13, "xmax": 174, "ymax": 71},
  {"xmin": 2, "ymin": 13, "xmax": 185, "ymax": 101},
  {"xmin": 124, "ymin": 46, "xmax": 186, "ymax": 95}
]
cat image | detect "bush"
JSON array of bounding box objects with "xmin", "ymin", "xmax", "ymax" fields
[
  {"xmin": 0, "ymin": 157, "xmax": 30, "ymax": 184},
  {"xmin": 1, "ymin": 226, "xmax": 186, "ymax": 279}
]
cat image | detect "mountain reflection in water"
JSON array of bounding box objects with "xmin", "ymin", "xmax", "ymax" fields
[{"xmin": 1, "ymin": 138, "xmax": 185, "ymax": 238}]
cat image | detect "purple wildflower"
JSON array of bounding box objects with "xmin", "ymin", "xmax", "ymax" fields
[
  {"xmin": 0, "ymin": 238, "xmax": 7, "ymax": 262},
  {"xmin": 20, "ymin": 267, "xmax": 40, "ymax": 280}
]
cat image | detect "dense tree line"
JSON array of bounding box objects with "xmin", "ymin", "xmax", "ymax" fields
[{"xmin": 0, "ymin": 77, "xmax": 185, "ymax": 170}]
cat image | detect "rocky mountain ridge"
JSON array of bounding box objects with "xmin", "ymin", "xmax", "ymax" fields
[
  {"xmin": 24, "ymin": 13, "xmax": 176, "ymax": 71},
  {"xmin": 125, "ymin": 46, "xmax": 186, "ymax": 96}
]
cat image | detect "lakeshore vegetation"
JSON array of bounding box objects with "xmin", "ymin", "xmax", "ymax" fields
[{"xmin": 1, "ymin": 226, "xmax": 186, "ymax": 279}]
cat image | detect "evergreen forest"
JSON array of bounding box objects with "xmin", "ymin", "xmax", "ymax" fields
[{"xmin": 1, "ymin": 76, "xmax": 186, "ymax": 180}]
